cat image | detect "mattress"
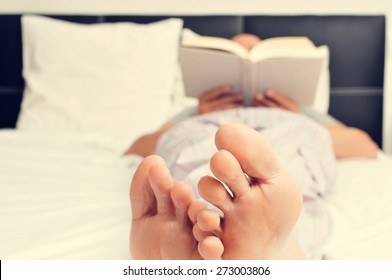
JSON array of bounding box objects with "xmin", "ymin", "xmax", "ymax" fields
[{"xmin": 0, "ymin": 130, "xmax": 391, "ymax": 259}]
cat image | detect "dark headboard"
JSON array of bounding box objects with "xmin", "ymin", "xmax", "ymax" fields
[{"xmin": 0, "ymin": 15, "xmax": 385, "ymax": 146}]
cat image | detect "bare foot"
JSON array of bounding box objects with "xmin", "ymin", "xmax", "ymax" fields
[
  {"xmin": 194, "ymin": 123, "xmax": 305, "ymax": 259},
  {"xmin": 130, "ymin": 155, "xmax": 200, "ymax": 259}
]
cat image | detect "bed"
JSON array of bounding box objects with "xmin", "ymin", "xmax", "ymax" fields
[{"xmin": 0, "ymin": 14, "xmax": 391, "ymax": 260}]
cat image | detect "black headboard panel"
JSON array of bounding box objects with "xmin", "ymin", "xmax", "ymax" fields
[
  {"xmin": 244, "ymin": 16, "xmax": 385, "ymax": 147},
  {"xmin": 0, "ymin": 15, "xmax": 385, "ymax": 146}
]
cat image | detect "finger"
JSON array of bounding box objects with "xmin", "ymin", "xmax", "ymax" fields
[
  {"xmin": 211, "ymin": 103, "xmax": 243, "ymax": 112},
  {"xmin": 265, "ymin": 90, "xmax": 299, "ymax": 112},
  {"xmin": 256, "ymin": 96, "xmax": 280, "ymax": 109},
  {"xmin": 253, "ymin": 99, "xmax": 268, "ymax": 107},
  {"xmin": 204, "ymin": 95, "xmax": 243, "ymax": 113},
  {"xmin": 200, "ymin": 85, "xmax": 233, "ymax": 102},
  {"xmin": 253, "ymin": 93, "xmax": 268, "ymax": 107},
  {"xmin": 200, "ymin": 94, "xmax": 243, "ymax": 114},
  {"xmin": 209, "ymin": 94, "xmax": 244, "ymax": 106}
]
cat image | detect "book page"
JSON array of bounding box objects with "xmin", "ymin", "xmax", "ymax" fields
[
  {"xmin": 180, "ymin": 47, "xmax": 243, "ymax": 98},
  {"xmin": 254, "ymin": 36, "xmax": 314, "ymax": 47},
  {"xmin": 182, "ymin": 36, "xmax": 248, "ymax": 59},
  {"xmin": 252, "ymin": 57, "xmax": 324, "ymax": 106},
  {"xmin": 249, "ymin": 47, "xmax": 323, "ymax": 63},
  {"xmin": 249, "ymin": 37, "xmax": 316, "ymax": 62}
]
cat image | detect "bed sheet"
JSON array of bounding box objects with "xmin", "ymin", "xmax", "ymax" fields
[
  {"xmin": 322, "ymin": 152, "xmax": 392, "ymax": 259},
  {"xmin": 1, "ymin": 130, "xmax": 392, "ymax": 259},
  {"xmin": 0, "ymin": 130, "xmax": 141, "ymax": 259}
]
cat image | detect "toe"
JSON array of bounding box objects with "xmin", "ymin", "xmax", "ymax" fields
[
  {"xmin": 215, "ymin": 122, "xmax": 282, "ymax": 182},
  {"xmin": 149, "ymin": 163, "xmax": 174, "ymax": 215},
  {"xmin": 198, "ymin": 175, "xmax": 232, "ymax": 212},
  {"xmin": 199, "ymin": 236, "xmax": 224, "ymax": 260},
  {"xmin": 193, "ymin": 223, "xmax": 213, "ymax": 242},
  {"xmin": 188, "ymin": 200, "xmax": 207, "ymax": 224},
  {"xmin": 171, "ymin": 181, "xmax": 194, "ymax": 223},
  {"xmin": 197, "ymin": 209, "xmax": 221, "ymax": 232},
  {"xmin": 210, "ymin": 150, "xmax": 250, "ymax": 197},
  {"xmin": 130, "ymin": 155, "xmax": 166, "ymax": 219}
]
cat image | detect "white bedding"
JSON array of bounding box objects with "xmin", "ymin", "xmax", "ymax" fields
[
  {"xmin": 0, "ymin": 130, "xmax": 139, "ymax": 259},
  {"xmin": 322, "ymin": 152, "xmax": 392, "ymax": 259},
  {"xmin": 1, "ymin": 130, "xmax": 392, "ymax": 259}
]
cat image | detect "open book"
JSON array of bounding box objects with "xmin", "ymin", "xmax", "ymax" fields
[{"xmin": 179, "ymin": 36, "xmax": 328, "ymax": 106}]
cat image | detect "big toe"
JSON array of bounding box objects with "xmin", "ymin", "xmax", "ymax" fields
[
  {"xmin": 215, "ymin": 122, "xmax": 282, "ymax": 181},
  {"xmin": 130, "ymin": 155, "xmax": 166, "ymax": 219}
]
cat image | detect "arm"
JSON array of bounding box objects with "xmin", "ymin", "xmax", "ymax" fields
[
  {"xmin": 123, "ymin": 123, "xmax": 174, "ymax": 157},
  {"xmin": 326, "ymin": 123, "xmax": 378, "ymax": 159}
]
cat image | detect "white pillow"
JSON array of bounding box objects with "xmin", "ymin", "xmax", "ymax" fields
[
  {"xmin": 312, "ymin": 45, "xmax": 330, "ymax": 113},
  {"xmin": 17, "ymin": 15, "xmax": 183, "ymax": 145},
  {"xmin": 173, "ymin": 29, "xmax": 331, "ymax": 114}
]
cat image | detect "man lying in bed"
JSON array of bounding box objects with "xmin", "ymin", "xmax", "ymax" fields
[
  {"xmin": 127, "ymin": 92, "xmax": 377, "ymax": 260},
  {"xmin": 125, "ymin": 33, "xmax": 378, "ymax": 160},
  {"xmin": 126, "ymin": 34, "xmax": 378, "ymax": 260}
]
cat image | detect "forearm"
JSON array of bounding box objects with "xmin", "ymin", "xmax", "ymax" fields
[
  {"xmin": 297, "ymin": 108, "xmax": 378, "ymax": 159},
  {"xmin": 326, "ymin": 123, "xmax": 378, "ymax": 159},
  {"xmin": 124, "ymin": 123, "xmax": 174, "ymax": 157}
]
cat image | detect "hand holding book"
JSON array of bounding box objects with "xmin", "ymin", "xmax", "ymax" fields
[
  {"xmin": 180, "ymin": 33, "xmax": 328, "ymax": 107},
  {"xmin": 253, "ymin": 90, "xmax": 299, "ymax": 112},
  {"xmin": 198, "ymin": 85, "xmax": 244, "ymax": 114},
  {"xmin": 197, "ymin": 84, "xmax": 299, "ymax": 115}
]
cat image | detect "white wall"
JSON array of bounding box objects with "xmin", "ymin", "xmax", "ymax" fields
[
  {"xmin": 1, "ymin": 0, "xmax": 391, "ymax": 154},
  {"xmin": 0, "ymin": 0, "xmax": 388, "ymax": 15}
]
